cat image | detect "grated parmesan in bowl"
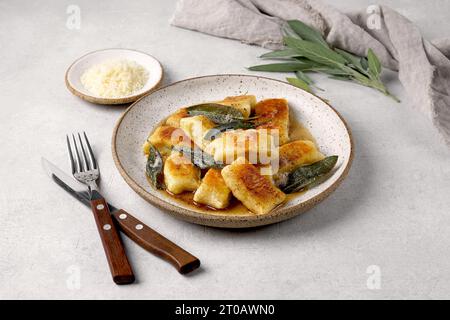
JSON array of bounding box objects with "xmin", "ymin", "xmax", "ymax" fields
[{"xmin": 80, "ymin": 59, "xmax": 149, "ymax": 98}]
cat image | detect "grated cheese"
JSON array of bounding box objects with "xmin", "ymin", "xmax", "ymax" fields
[{"xmin": 81, "ymin": 59, "xmax": 148, "ymax": 98}]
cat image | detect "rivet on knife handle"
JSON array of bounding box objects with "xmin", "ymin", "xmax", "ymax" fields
[{"xmin": 112, "ymin": 210, "xmax": 200, "ymax": 274}]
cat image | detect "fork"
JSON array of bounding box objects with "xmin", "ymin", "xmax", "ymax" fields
[{"xmin": 67, "ymin": 132, "xmax": 135, "ymax": 284}]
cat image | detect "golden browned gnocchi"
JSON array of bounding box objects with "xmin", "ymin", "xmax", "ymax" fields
[{"xmin": 144, "ymin": 95, "xmax": 337, "ymax": 214}]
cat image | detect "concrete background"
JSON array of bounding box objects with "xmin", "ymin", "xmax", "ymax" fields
[{"xmin": 0, "ymin": 0, "xmax": 449, "ymax": 299}]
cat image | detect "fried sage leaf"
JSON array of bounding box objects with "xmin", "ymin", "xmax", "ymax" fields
[
  {"xmin": 204, "ymin": 121, "xmax": 257, "ymax": 141},
  {"xmin": 186, "ymin": 103, "xmax": 245, "ymax": 124},
  {"xmin": 145, "ymin": 143, "xmax": 164, "ymax": 189},
  {"xmin": 282, "ymin": 155, "xmax": 338, "ymax": 194},
  {"xmin": 172, "ymin": 145, "xmax": 225, "ymax": 169}
]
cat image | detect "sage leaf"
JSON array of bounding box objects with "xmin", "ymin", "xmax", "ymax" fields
[
  {"xmin": 310, "ymin": 67, "xmax": 350, "ymax": 76},
  {"xmin": 293, "ymin": 57, "xmax": 326, "ymax": 70},
  {"xmin": 335, "ymin": 48, "xmax": 362, "ymax": 67},
  {"xmin": 282, "ymin": 24, "xmax": 302, "ymax": 39},
  {"xmin": 287, "ymin": 77, "xmax": 312, "ymax": 93},
  {"xmin": 282, "ymin": 156, "xmax": 338, "ymax": 194},
  {"xmin": 297, "ymin": 71, "xmax": 324, "ymax": 91},
  {"xmin": 248, "ymin": 62, "xmax": 312, "ymax": 72},
  {"xmin": 360, "ymin": 57, "xmax": 369, "ymax": 70},
  {"xmin": 367, "ymin": 48, "xmax": 382, "ymax": 78},
  {"xmin": 204, "ymin": 121, "xmax": 256, "ymax": 141},
  {"xmin": 295, "ymin": 71, "xmax": 314, "ymax": 85},
  {"xmin": 186, "ymin": 103, "xmax": 245, "ymax": 124},
  {"xmin": 287, "ymin": 20, "xmax": 329, "ymax": 48},
  {"xmin": 260, "ymin": 48, "xmax": 301, "ymax": 59},
  {"xmin": 328, "ymin": 75, "xmax": 353, "ymax": 81},
  {"xmin": 145, "ymin": 144, "xmax": 164, "ymax": 189},
  {"xmin": 335, "ymin": 48, "xmax": 369, "ymax": 76},
  {"xmin": 284, "ymin": 37, "xmax": 347, "ymax": 67},
  {"xmin": 172, "ymin": 145, "xmax": 224, "ymax": 169}
]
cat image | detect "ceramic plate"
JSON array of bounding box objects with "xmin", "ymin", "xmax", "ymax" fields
[
  {"xmin": 112, "ymin": 74, "xmax": 353, "ymax": 228},
  {"xmin": 65, "ymin": 48, "xmax": 163, "ymax": 105}
]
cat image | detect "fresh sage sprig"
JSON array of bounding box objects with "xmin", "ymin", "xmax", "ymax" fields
[
  {"xmin": 281, "ymin": 155, "xmax": 338, "ymax": 194},
  {"xmin": 145, "ymin": 143, "xmax": 165, "ymax": 189},
  {"xmin": 249, "ymin": 20, "xmax": 399, "ymax": 102},
  {"xmin": 172, "ymin": 145, "xmax": 225, "ymax": 169}
]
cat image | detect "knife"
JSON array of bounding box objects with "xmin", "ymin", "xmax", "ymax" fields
[{"xmin": 42, "ymin": 157, "xmax": 200, "ymax": 274}]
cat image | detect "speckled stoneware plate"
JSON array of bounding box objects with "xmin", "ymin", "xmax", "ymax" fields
[
  {"xmin": 65, "ymin": 48, "xmax": 163, "ymax": 105},
  {"xmin": 112, "ymin": 74, "xmax": 353, "ymax": 228}
]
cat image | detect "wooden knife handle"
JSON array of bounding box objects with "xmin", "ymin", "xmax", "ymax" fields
[
  {"xmin": 111, "ymin": 209, "xmax": 200, "ymax": 274},
  {"xmin": 90, "ymin": 199, "xmax": 135, "ymax": 284}
]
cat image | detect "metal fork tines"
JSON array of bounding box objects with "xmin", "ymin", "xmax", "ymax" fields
[{"xmin": 66, "ymin": 132, "xmax": 99, "ymax": 192}]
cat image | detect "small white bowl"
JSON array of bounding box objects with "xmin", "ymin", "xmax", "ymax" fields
[{"xmin": 65, "ymin": 48, "xmax": 163, "ymax": 105}]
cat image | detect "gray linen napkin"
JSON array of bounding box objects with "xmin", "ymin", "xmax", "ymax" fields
[{"xmin": 171, "ymin": 0, "xmax": 450, "ymax": 145}]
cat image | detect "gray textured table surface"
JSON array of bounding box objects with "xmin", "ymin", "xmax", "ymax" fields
[{"xmin": 1, "ymin": 0, "xmax": 449, "ymax": 299}]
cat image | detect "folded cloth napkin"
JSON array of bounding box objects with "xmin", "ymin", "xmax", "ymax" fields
[{"xmin": 171, "ymin": 0, "xmax": 450, "ymax": 145}]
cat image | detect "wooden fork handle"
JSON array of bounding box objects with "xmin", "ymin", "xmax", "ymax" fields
[
  {"xmin": 90, "ymin": 198, "xmax": 135, "ymax": 284},
  {"xmin": 111, "ymin": 209, "xmax": 201, "ymax": 274}
]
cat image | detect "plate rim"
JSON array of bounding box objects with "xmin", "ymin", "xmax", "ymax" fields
[
  {"xmin": 65, "ymin": 48, "xmax": 163, "ymax": 105},
  {"xmin": 111, "ymin": 74, "xmax": 354, "ymax": 228}
]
